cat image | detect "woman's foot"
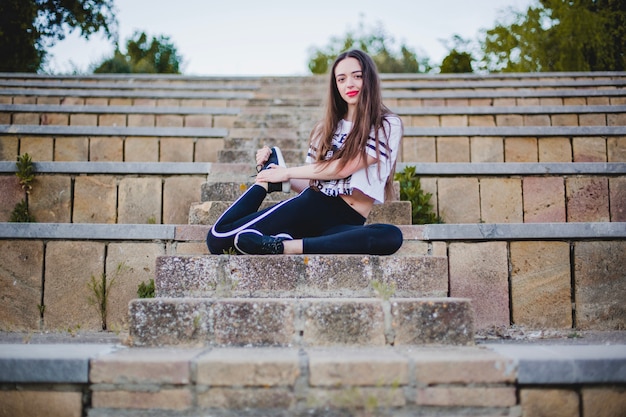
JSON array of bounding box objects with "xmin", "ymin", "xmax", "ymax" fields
[
  {"xmin": 257, "ymin": 147, "xmax": 290, "ymax": 193},
  {"xmin": 234, "ymin": 229, "xmax": 293, "ymax": 255}
]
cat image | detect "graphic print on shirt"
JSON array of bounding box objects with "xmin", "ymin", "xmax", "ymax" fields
[{"xmin": 316, "ymin": 128, "xmax": 353, "ymax": 197}]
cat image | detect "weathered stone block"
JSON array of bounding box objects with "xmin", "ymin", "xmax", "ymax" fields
[
  {"xmin": 520, "ymin": 388, "xmax": 579, "ymax": 417},
  {"xmin": 575, "ymin": 241, "xmax": 626, "ymax": 330},
  {"xmin": 54, "ymin": 137, "xmax": 88, "ymax": 161},
  {"xmin": 106, "ymin": 242, "xmax": 166, "ymax": 330},
  {"xmin": 124, "ymin": 137, "xmax": 159, "ymax": 162},
  {"xmin": 566, "ymin": 177, "xmax": 610, "ymax": 222},
  {"xmin": 89, "ymin": 137, "xmax": 123, "ymax": 161},
  {"xmin": 510, "ymin": 241, "xmax": 572, "ymax": 328},
  {"xmin": 160, "ymin": 138, "xmax": 194, "ymax": 162},
  {"xmin": 524, "ymin": 114, "xmax": 551, "ymax": 126},
  {"xmin": 0, "ymin": 136, "xmax": 18, "ymax": 160},
  {"xmin": 29, "ymin": 175, "xmax": 72, "ymax": 223},
  {"xmin": 573, "ymin": 137, "xmax": 607, "ymax": 162},
  {"xmin": 230, "ymin": 255, "xmax": 302, "ymax": 296},
  {"xmin": 73, "ymin": 175, "xmax": 117, "ymax": 223},
  {"xmin": 213, "ymin": 299, "xmax": 295, "ymax": 346},
  {"xmin": 163, "ymin": 176, "xmax": 205, "ymax": 224},
  {"xmin": 468, "ymin": 115, "xmax": 495, "ymax": 127},
  {"xmin": 402, "ymin": 137, "xmax": 436, "ymax": 162},
  {"xmin": 195, "ymin": 138, "xmax": 224, "ymax": 162},
  {"xmin": 391, "ymin": 298, "xmax": 474, "ymax": 345},
  {"xmin": 505, "ymin": 137, "xmax": 537, "ymax": 162},
  {"xmin": 441, "ymin": 115, "xmax": 467, "ymax": 127},
  {"xmin": 437, "ymin": 137, "xmax": 470, "ymax": 162},
  {"xmin": 156, "ymin": 114, "xmax": 184, "ymax": 127},
  {"xmin": 480, "ymin": 178, "xmax": 523, "ymax": 223},
  {"xmin": 69, "ymin": 114, "xmax": 97, "ymax": 126},
  {"xmin": 471, "ymin": 136, "xmax": 503, "ymax": 162},
  {"xmin": 156, "ymin": 255, "xmax": 225, "ymax": 297},
  {"xmin": 129, "ymin": 298, "xmax": 214, "ymax": 346},
  {"xmin": 608, "ymin": 113, "xmax": 626, "ymax": 127},
  {"xmin": 99, "ymin": 114, "xmax": 126, "ymax": 127},
  {"xmin": 523, "ymin": 177, "xmax": 566, "ymax": 223},
  {"xmin": 301, "ymin": 299, "xmax": 385, "ymax": 346},
  {"xmin": 449, "ymin": 242, "xmax": 509, "ymax": 328},
  {"xmin": 197, "ymin": 387, "xmax": 295, "ymax": 409},
  {"xmin": 196, "ymin": 347, "xmax": 300, "ymax": 386},
  {"xmin": 44, "ymin": 241, "xmax": 105, "ymax": 330},
  {"xmin": 610, "ymin": 177, "xmax": 626, "ymax": 221},
  {"xmin": 0, "ymin": 390, "xmax": 82, "ymax": 417},
  {"xmin": 415, "ymin": 386, "xmax": 516, "ymax": 407},
  {"xmin": 13, "ymin": 113, "xmax": 39, "ymax": 124},
  {"xmin": 118, "ymin": 177, "xmax": 162, "ymax": 224},
  {"xmin": 0, "ymin": 240, "xmax": 43, "ymax": 330},
  {"xmin": 579, "ymin": 113, "xmax": 606, "ymax": 126},
  {"xmin": 376, "ymin": 256, "xmax": 448, "ymax": 296},
  {"xmin": 128, "ymin": 114, "xmax": 155, "ymax": 127},
  {"xmin": 551, "ymin": 114, "xmax": 578, "ymax": 126},
  {"xmin": 438, "ymin": 178, "xmax": 480, "ymax": 223},
  {"xmin": 40, "ymin": 113, "xmax": 70, "ymax": 126},
  {"xmin": 582, "ymin": 387, "xmax": 626, "ymax": 417},
  {"xmin": 306, "ymin": 387, "xmax": 405, "ymax": 409},
  {"xmin": 0, "ymin": 175, "xmax": 23, "ymax": 222},
  {"xmin": 308, "ymin": 347, "xmax": 409, "ymax": 386},
  {"xmin": 19, "ymin": 136, "xmax": 53, "ymax": 161},
  {"xmin": 539, "ymin": 137, "xmax": 572, "ymax": 162},
  {"xmin": 91, "ymin": 389, "xmax": 192, "ymax": 410},
  {"xmin": 496, "ymin": 114, "xmax": 523, "ymax": 126},
  {"xmin": 90, "ymin": 347, "xmax": 201, "ymax": 384},
  {"xmin": 407, "ymin": 347, "xmax": 515, "ymax": 385},
  {"xmin": 607, "ymin": 137, "xmax": 626, "ymax": 162}
]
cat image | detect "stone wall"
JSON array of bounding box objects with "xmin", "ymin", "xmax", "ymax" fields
[{"xmin": 1, "ymin": 225, "xmax": 624, "ymax": 333}]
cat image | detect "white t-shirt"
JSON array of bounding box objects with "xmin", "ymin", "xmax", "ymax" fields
[{"xmin": 306, "ymin": 115, "xmax": 403, "ymax": 204}]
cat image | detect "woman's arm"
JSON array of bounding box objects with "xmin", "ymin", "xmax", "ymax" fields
[{"xmin": 257, "ymin": 154, "xmax": 377, "ymax": 184}]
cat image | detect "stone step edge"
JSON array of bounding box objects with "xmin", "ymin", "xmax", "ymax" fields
[
  {"xmin": 0, "ymin": 80, "xmax": 260, "ymax": 91},
  {"xmin": 0, "ymin": 222, "xmax": 624, "ymax": 241},
  {"xmin": 0, "ymin": 103, "xmax": 241, "ymax": 115},
  {"xmin": 1, "ymin": 161, "xmax": 623, "ymax": 176},
  {"xmin": 128, "ymin": 297, "xmax": 474, "ymax": 347},
  {"xmin": 403, "ymin": 125, "xmax": 626, "ymax": 136},
  {"xmin": 4, "ymin": 103, "xmax": 624, "ymax": 116},
  {"xmin": 0, "ymin": 88, "xmax": 255, "ymax": 100},
  {"xmin": 0, "ymin": 124, "xmax": 228, "ymax": 138},
  {"xmin": 1, "ymin": 342, "xmax": 625, "ymax": 385},
  {"xmin": 384, "ymin": 88, "xmax": 625, "ymax": 99},
  {"xmin": 155, "ymin": 254, "xmax": 447, "ymax": 299}
]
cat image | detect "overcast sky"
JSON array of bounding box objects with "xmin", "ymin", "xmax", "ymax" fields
[{"xmin": 46, "ymin": 0, "xmax": 536, "ymax": 76}]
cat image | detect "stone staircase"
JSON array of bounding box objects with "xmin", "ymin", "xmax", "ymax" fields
[{"xmin": 1, "ymin": 71, "xmax": 625, "ymax": 416}]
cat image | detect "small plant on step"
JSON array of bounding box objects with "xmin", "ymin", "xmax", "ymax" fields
[
  {"xmin": 137, "ymin": 279, "xmax": 155, "ymax": 298},
  {"xmin": 87, "ymin": 262, "xmax": 128, "ymax": 330},
  {"xmin": 394, "ymin": 165, "xmax": 443, "ymax": 224},
  {"xmin": 10, "ymin": 153, "xmax": 36, "ymax": 222},
  {"xmin": 371, "ymin": 280, "xmax": 396, "ymax": 301}
]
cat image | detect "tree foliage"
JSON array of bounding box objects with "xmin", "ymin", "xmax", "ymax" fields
[
  {"xmin": 479, "ymin": 0, "xmax": 625, "ymax": 72},
  {"xmin": 307, "ymin": 18, "xmax": 431, "ymax": 74},
  {"xmin": 0, "ymin": 0, "xmax": 116, "ymax": 72},
  {"xmin": 93, "ymin": 31, "xmax": 182, "ymax": 73}
]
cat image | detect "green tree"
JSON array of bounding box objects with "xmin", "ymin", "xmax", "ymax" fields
[
  {"xmin": 0, "ymin": 0, "xmax": 116, "ymax": 72},
  {"xmin": 440, "ymin": 35, "xmax": 475, "ymax": 73},
  {"xmin": 94, "ymin": 31, "xmax": 182, "ymax": 73},
  {"xmin": 307, "ymin": 17, "xmax": 431, "ymax": 74},
  {"xmin": 480, "ymin": 0, "xmax": 625, "ymax": 72}
]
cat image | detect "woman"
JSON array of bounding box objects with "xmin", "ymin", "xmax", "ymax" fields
[{"xmin": 207, "ymin": 49, "xmax": 403, "ymax": 255}]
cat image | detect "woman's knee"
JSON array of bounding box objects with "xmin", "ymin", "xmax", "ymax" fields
[
  {"xmin": 206, "ymin": 231, "xmax": 228, "ymax": 255},
  {"xmin": 372, "ymin": 224, "xmax": 403, "ymax": 255}
]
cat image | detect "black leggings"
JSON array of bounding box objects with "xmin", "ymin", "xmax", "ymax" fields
[{"xmin": 206, "ymin": 185, "xmax": 403, "ymax": 255}]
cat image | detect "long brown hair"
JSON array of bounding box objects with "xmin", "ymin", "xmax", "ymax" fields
[{"xmin": 310, "ymin": 49, "xmax": 401, "ymax": 200}]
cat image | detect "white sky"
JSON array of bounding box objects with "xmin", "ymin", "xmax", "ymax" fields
[{"xmin": 45, "ymin": 0, "xmax": 536, "ymax": 76}]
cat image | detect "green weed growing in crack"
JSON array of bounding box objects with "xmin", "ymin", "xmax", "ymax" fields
[
  {"xmin": 10, "ymin": 153, "xmax": 36, "ymax": 222},
  {"xmin": 371, "ymin": 280, "xmax": 396, "ymax": 301},
  {"xmin": 87, "ymin": 262, "xmax": 128, "ymax": 330},
  {"xmin": 137, "ymin": 278, "xmax": 155, "ymax": 298}
]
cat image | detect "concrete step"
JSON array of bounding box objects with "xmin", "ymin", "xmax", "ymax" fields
[
  {"xmin": 128, "ymin": 296, "xmax": 473, "ymax": 347},
  {"xmin": 189, "ymin": 199, "xmax": 412, "ymax": 225},
  {"xmin": 154, "ymin": 254, "xmax": 446, "ymax": 298}
]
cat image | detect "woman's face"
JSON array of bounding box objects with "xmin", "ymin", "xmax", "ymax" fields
[{"xmin": 334, "ymin": 57, "xmax": 363, "ymax": 108}]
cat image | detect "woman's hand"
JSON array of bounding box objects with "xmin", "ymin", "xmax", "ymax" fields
[
  {"xmin": 256, "ymin": 146, "xmax": 272, "ymax": 169},
  {"xmin": 256, "ymin": 165, "xmax": 290, "ymax": 183}
]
